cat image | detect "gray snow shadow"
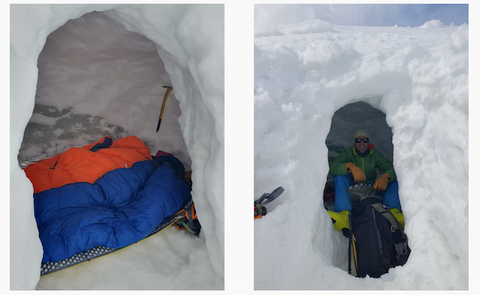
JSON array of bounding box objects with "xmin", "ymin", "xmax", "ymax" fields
[{"xmin": 18, "ymin": 104, "xmax": 130, "ymax": 166}]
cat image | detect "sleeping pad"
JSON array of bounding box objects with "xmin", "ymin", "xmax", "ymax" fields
[{"xmin": 24, "ymin": 136, "xmax": 191, "ymax": 263}]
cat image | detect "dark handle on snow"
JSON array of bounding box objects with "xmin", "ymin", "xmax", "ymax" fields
[
  {"xmin": 270, "ymin": 187, "xmax": 284, "ymax": 199},
  {"xmin": 255, "ymin": 186, "xmax": 284, "ymax": 205}
]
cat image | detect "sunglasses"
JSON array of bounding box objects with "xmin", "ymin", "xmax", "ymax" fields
[{"xmin": 355, "ymin": 137, "xmax": 369, "ymax": 143}]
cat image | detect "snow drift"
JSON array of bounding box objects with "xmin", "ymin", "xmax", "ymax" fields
[
  {"xmin": 254, "ymin": 19, "xmax": 468, "ymax": 289},
  {"xmin": 11, "ymin": 4, "xmax": 224, "ymax": 289}
]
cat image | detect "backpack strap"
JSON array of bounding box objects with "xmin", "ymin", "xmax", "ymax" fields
[
  {"xmin": 371, "ymin": 203, "xmax": 406, "ymax": 240},
  {"xmin": 348, "ymin": 211, "xmax": 359, "ymax": 275},
  {"xmin": 371, "ymin": 203, "xmax": 411, "ymax": 263}
]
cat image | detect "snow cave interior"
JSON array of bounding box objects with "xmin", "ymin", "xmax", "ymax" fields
[
  {"xmin": 12, "ymin": 6, "xmax": 224, "ymax": 290},
  {"xmin": 17, "ymin": 9, "xmax": 194, "ymax": 282},
  {"xmin": 18, "ymin": 11, "xmax": 191, "ymax": 169},
  {"xmin": 325, "ymin": 101, "xmax": 394, "ymax": 211},
  {"xmin": 326, "ymin": 101, "xmax": 393, "ymax": 164}
]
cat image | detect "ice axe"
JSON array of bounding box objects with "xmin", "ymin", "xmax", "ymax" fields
[
  {"xmin": 255, "ymin": 186, "xmax": 284, "ymax": 206},
  {"xmin": 156, "ymin": 86, "xmax": 172, "ymax": 132},
  {"xmin": 254, "ymin": 186, "xmax": 284, "ymax": 219}
]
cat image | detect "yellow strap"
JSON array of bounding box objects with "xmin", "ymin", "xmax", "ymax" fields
[{"xmin": 352, "ymin": 234, "xmax": 358, "ymax": 271}]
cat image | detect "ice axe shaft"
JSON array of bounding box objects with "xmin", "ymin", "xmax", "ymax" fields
[{"xmin": 156, "ymin": 86, "xmax": 172, "ymax": 132}]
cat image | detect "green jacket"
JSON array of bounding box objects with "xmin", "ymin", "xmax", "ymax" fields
[{"xmin": 329, "ymin": 144, "xmax": 396, "ymax": 184}]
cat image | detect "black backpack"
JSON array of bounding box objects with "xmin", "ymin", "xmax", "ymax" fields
[{"xmin": 347, "ymin": 184, "xmax": 410, "ymax": 278}]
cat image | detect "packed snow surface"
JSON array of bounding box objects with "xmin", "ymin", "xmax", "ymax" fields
[
  {"xmin": 254, "ymin": 19, "xmax": 468, "ymax": 289},
  {"xmin": 11, "ymin": 4, "xmax": 223, "ymax": 290}
]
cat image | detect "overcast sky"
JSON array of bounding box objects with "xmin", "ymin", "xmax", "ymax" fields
[{"xmin": 254, "ymin": 4, "xmax": 469, "ymax": 27}]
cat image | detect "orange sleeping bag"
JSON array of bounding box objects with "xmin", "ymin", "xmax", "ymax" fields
[{"xmin": 24, "ymin": 136, "xmax": 152, "ymax": 194}]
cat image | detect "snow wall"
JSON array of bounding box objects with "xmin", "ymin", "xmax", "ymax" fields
[
  {"xmin": 10, "ymin": 4, "xmax": 224, "ymax": 289},
  {"xmin": 254, "ymin": 20, "xmax": 468, "ymax": 289}
]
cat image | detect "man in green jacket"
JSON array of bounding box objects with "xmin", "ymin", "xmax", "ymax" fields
[{"xmin": 328, "ymin": 129, "xmax": 403, "ymax": 232}]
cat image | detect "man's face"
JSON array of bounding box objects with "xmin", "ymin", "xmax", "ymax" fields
[{"xmin": 355, "ymin": 136, "xmax": 369, "ymax": 154}]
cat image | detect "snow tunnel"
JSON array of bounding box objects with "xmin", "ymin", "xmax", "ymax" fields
[{"xmin": 11, "ymin": 5, "xmax": 224, "ymax": 290}]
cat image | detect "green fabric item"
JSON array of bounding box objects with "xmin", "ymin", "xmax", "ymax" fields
[
  {"xmin": 329, "ymin": 144, "xmax": 396, "ymax": 184},
  {"xmin": 181, "ymin": 220, "xmax": 196, "ymax": 235}
]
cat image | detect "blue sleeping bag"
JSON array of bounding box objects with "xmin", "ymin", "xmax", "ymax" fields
[{"xmin": 34, "ymin": 155, "xmax": 191, "ymax": 263}]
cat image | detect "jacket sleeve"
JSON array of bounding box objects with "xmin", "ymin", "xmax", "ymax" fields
[
  {"xmin": 329, "ymin": 148, "xmax": 352, "ymax": 175},
  {"xmin": 374, "ymin": 151, "xmax": 397, "ymax": 181}
]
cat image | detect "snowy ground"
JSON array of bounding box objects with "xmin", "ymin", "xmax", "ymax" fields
[
  {"xmin": 254, "ymin": 18, "xmax": 468, "ymax": 289},
  {"xmin": 36, "ymin": 228, "xmax": 221, "ymax": 290}
]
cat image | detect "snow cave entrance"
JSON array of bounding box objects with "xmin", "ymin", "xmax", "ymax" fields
[
  {"xmin": 323, "ymin": 101, "xmax": 399, "ymax": 272},
  {"xmin": 18, "ymin": 11, "xmax": 191, "ymax": 171},
  {"xmin": 324, "ymin": 100, "xmax": 394, "ymax": 210}
]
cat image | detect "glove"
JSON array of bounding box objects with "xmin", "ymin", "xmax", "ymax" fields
[
  {"xmin": 374, "ymin": 173, "xmax": 392, "ymax": 191},
  {"xmin": 345, "ymin": 162, "xmax": 366, "ymax": 183}
]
